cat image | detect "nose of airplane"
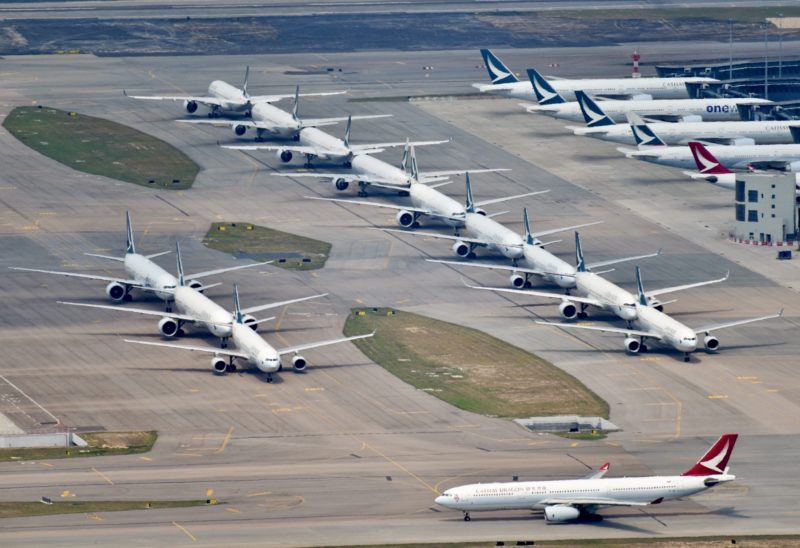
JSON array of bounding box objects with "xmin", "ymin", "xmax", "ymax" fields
[{"xmin": 434, "ymin": 495, "xmax": 447, "ymax": 506}]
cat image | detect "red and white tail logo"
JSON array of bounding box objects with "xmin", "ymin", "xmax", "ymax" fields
[
  {"xmin": 688, "ymin": 142, "xmax": 732, "ymax": 175},
  {"xmin": 682, "ymin": 433, "xmax": 739, "ymax": 476},
  {"xmin": 599, "ymin": 462, "xmax": 610, "ymax": 472}
]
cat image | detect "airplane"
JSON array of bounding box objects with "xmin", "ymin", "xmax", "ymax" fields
[
  {"xmin": 273, "ymin": 141, "xmax": 507, "ymax": 197},
  {"xmin": 124, "ymin": 66, "xmax": 344, "ymax": 118},
  {"xmin": 378, "ymin": 174, "xmax": 596, "ymax": 262},
  {"xmin": 435, "ymin": 433, "xmax": 738, "ymax": 523},
  {"xmin": 463, "ymin": 232, "xmax": 723, "ymax": 323},
  {"xmin": 427, "ymin": 210, "xmax": 653, "ymax": 291},
  {"xmin": 683, "ymin": 141, "xmax": 800, "ymax": 193},
  {"xmin": 537, "ymin": 266, "xmax": 783, "ymax": 361},
  {"xmin": 527, "ymin": 89, "xmax": 772, "ymax": 125},
  {"xmin": 124, "ymin": 284, "xmax": 375, "ymax": 382},
  {"xmin": 9, "ymin": 212, "xmax": 267, "ymax": 311},
  {"xmin": 58, "ymin": 242, "xmax": 324, "ymax": 347},
  {"xmin": 223, "ymin": 115, "xmax": 447, "ymax": 167},
  {"xmin": 175, "ymin": 86, "xmax": 390, "ymax": 141},
  {"xmin": 570, "ymin": 111, "xmax": 800, "ymax": 146},
  {"xmin": 471, "ymin": 49, "xmax": 718, "ymax": 103},
  {"xmin": 621, "ymin": 138, "xmax": 800, "ymax": 171}
]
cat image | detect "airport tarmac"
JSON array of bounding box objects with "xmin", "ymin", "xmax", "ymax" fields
[{"xmin": 0, "ymin": 44, "xmax": 799, "ymax": 546}]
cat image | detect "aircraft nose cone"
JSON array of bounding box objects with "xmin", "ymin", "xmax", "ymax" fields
[{"xmin": 434, "ymin": 495, "xmax": 446, "ymax": 506}]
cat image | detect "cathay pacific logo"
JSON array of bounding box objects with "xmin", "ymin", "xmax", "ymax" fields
[
  {"xmin": 487, "ymin": 55, "xmax": 512, "ymax": 84},
  {"xmin": 696, "ymin": 150, "xmax": 720, "ymax": 173},
  {"xmin": 700, "ymin": 439, "xmax": 730, "ymax": 474},
  {"xmin": 632, "ymin": 124, "xmax": 664, "ymax": 146}
]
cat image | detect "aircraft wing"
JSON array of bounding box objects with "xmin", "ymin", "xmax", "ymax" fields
[
  {"xmin": 530, "ymin": 221, "xmax": 603, "ymax": 239},
  {"xmin": 239, "ymin": 293, "xmax": 328, "ymax": 315},
  {"xmin": 349, "ymin": 139, "xmax": 449, "ymax": 153},
  {"xmin": 305, "ymin": 196, "xmax": 438, "ymax": 216},
  {"xmin": 417, "ymin": 168, "xmax": 511, "ymax": 181},
  {"xmin": 587, "ymin": 249, "xmax": 661, "ymax": 270},
  {"xmin": 466, "ymin": 284, "xmax": 602, "ymax": 306},
  {"xmin": 377, "ymin": 228, "xmax": 507, "ymax": 248},
  {"xmin": 176, "ymin": 119, "xmax": 260, "ymax": 128},
  {"xmin": 222, "ymin": 144, "xmax": 318, "ymax": 154},
  {"xmin": 693, "ymin": 310, "xmax": 783, "ymax": 335},
  {"xmin": 646, "ymin": 272, "xmax": 729, "ymax": 298},
  {"xmin": 10, "ymin": 267, "xmax": 141, "ymax": 287},
  {"xmin": 185, "ymin": 260, "xmax": 273, "ymax": 280},
  {"xmin": 275, "ymin": 172, "xmax": 410, "ymax": 190},
  {"xmin": 276, "ymin": 331, "xmax": 375, "ymax": 356},
  {"xmin": 535, "ymin": 320, "xmax": 663, "ymax": 340},
  {"xmin": 426, "ymin": 259, "xmax": 547, "ymax": 276},
  {"xmin": 247, "ymin": 91, "xmax": 347, "ymax": 103},
  {"xmin": 583, "ymin": 463, "xmax": 610, "ymax": 480},
  {"xmin": 125, "ymin": 93, "xmax": 225, "ymax": 106},
  {"xmin": 58, "ymin": 301, "xmax": 207, "ymax": 324},
  {"xmin": 125, "ymin": 339, "xmax": 249, "ymax": 359},
  {"xmin": 301, "ymin": 114, "xmax": 392, "ymax": 127},
  {"xmin": 473, "ymin": 189, "xmax": 549, "ymax": 208},
  {"xmin": 541, "ymin": 498, "xmax": 648, "ymax": 507}
]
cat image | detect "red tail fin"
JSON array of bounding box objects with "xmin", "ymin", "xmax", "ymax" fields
[
  {"xmin": 681, "ymin": 434, "xmax": 738, "ymax": 476},
  {"xmin": 688, "ymin": 142, "xmax": 733, "ymax": 174},
  {"xmin": 599, "ymin": 462, "xmax": 610, "ymax": 472}
]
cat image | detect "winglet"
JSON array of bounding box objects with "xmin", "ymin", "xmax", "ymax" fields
[
  {"xmin": 480, "ymin": 49, "xmax": 519, "ymax": 84},
  {"xmin": 343, "ymin": 115, "xmax": 352, "ymax": 148},
  {"xmin": 523, "ymin": 207, "xmax": 534, "ymax": 245},
  {"xmin": 635, "ymin": 265, "xmax": 648, "ymax": 306},
  {"xmin": 400, "ymin": 138, "xmax": 410, "ymax": 171},
  {"xmin": 125, "ymin": 211, "xmax": 136, "ymax": 255},
  {"xmin": 465, "ymin": 173, "xmax": 475, "ymax": 214},
  {"xmin": 575, "ymin": 232, "xmax": 586, "ymax": 273},
  {"xmin": 688, "ymin": 141, "xmax": 733, "ymax": 174},
  {"xmin": 292, "ymin": 85, "xmax": 300, "ymax": 122},
  {"xmin": 681, "ymin": 434, "xmax": 738, "ymax": 476},
  {"xmin": 233, "ymin": 283, "xmax": 243, "ymax": 324},
  {"xmin": 175, "ymin": 242, "xmax": 185, "ymax": 287},
  {"xmin": 575, "ymin": 90, "xmax": 615, "ymax": 127},
  {"xmin": 527, "ymin": 68, "xmax": 566, "ymax": 105}
]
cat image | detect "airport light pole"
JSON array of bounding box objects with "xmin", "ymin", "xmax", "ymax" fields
[
  {"xmin": 779, "ymin": 13, "xmax": 783, "ymax": 78},
  {"xmin": 764, "ymin": 18, "xmax": 769, "ymax": 100},
  {"xmin": 729, "ymin": 18, "xmax": 733, "ymax": 80}
]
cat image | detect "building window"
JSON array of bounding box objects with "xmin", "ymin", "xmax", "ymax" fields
[
  {"xmin": 748, "ymin": 210, "xmax": 758, "ymax": 222},
  {"xmin": 735, "ymin": 181, "xmax": 746, "ymax": 202},
  {"xmin": 748, "ymin": 190, "xmax": 759, "ymax": 202},
  {"xmin": 736, "ymin": 203, "xmax": 746, "ymax": 221},
  {"xmin": 772, "ymin": 213, "xmax": 776, "ymax": 218},
  {"xmin": 772, "ymin": 204, "xmax": 775, "ymax": 209}
]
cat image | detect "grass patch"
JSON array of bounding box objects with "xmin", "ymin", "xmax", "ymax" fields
[
  {"xmin": 203, "ymin": 222, "xmax": 331, "ymax": 270},
  {"xmin": 314, "ymin": 537, "xmax": 800, "ymax": 548},
  {"xmin": 2, "ymin": 106, "xmax": 199, "ymax": 189},
  {"xmin": 0, "ymin": 431, "xmax": 157, "ymax": 462},
  {"xmin": 0, "ymin": 500, "xmax": 209, "ymax": 519},
  {"xmin": 552, "ymin": 430, "xmax": 607, "ymax": 441},
  {"xmin": 344, "ymin": 308, "xmax": 608, "ymax": 419}
]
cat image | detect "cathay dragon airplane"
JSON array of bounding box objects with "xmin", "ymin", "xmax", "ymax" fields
[
  {"xmin": 176, "ymin": 86, "xmax": 389, "ymax": 141},
  {"xmin": 527, "ymin": 89, "xmax": 771, "ymax": 124},
  {"xmin": 125, "ymin": 284, "xmax": 374, "ymax": 382},
  {"xmin": 435, "ymin": 433, "xmax": 738, "ymax": 523},
  {"xmin": 125, "ymin": 66, "xmax": 344, "ymax": 118},
  {"xmin": 428, "ymin": 212, "xmax": 652, "ymax": 292},
  {"xmin": 621, "ymin": 139, "xmax": 800, "ymax": 171},
  {"xmin": 682, "ymin": 141, "xmax": 800, "ymax": 193},
  {"xmin": 223, "ymin": 116, "xmax": 446, "ymax": 167},
  {"xmin": 10, "ymin": 213, "xmax": 265, "ymax": 310},
  {"xmin": 472, "ymin": 49, "xmax": 718, "ymax": 103},
  {"xmin": 59, "ymin": 242, "xmax": 322, "ymax": 348},
  {"xmin": 538, "ymin": 266, "xmax": 782, "ymax": 361}
]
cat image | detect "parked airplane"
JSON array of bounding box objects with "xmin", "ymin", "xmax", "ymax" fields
[
  {"xmin": 223, "ymin": 116, "xmax": 446, "ymax": 167},
  {"xmin": 683, "ymin": 141, "xmax": 800, "ymax": 193},
  {"xmin": 464, "ymin": 232, "xmax": 722, "ymax": 323},
  {"xmin": 176, "ymin": 86, "xmax": 390, "ymax": 141},
  {"xmin": 527, "ymin": 89, "xmax": 772, "ymax": 125},
  {"xmin": 537, "ymin": 266, "xmax": 782, "ymax": 361},
  {"xmin": 58, "ymin": 242, "xmax": 323, "ymax": 347},
  {"xmin": 471, "ymin": 49, "xmax": 718, "ymax": 103},
  {"xmin": 435, "ymin": 433, "xmax": 738, "ymax": 523},
  {"xmin": 379, "ymin": 175, "xmax": 594, "ymax": 261},
  {"xmin": 275, "ymin": 142, "xmax": 507, "ymax": 196},
  {"xmin": 125, "ymin": 284, "xmax": 375, "ymax": 382},
  {"xmin": 570, "ymin": 111, "xmax": 800, "ymax": 146},
  {"xmin": 428, "ymin": 212, "xmax": 652, "ymax": 291},
  {"xmin": 125, "ymin": 66, "xmax": 343, "ymax": 118},
  {"xmin": 622, "ymin": 139, "xmax": 800, "ymax": 171},
  {"xmin": 10, "ymin": 212, "xmax": 265, "ymax": 310}
]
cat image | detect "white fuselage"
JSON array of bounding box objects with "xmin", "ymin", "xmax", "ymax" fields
[
  {"xmin": 520, "ymin": 244, "xmax": 576, "ymax": 289},
  {"xmin": 207, "ymin": 80, "xmax": 250, "ymax": 114},
  {"xmin": 351, "ymin": 154, "xmax": 410, "ymax": 187},
  {"xmin": 230, "ymin": 322, "xmax": 281, "ymax": 373},
  {"xmin": 436, "ymin": 473, "xmax": 731, "ymax": 513},
  {"xmin": 251, "ymin": 102, "xmax": 300, "ymax": 138},
  {"xmin": 575, "ymin": 120, "xmax": 800, "ymax": 146},
  {"xmin": 629, "ymin": 143, "xmax": 800, "ymax": 170},
  {"xmin": 172, "ymin": 286, "xmax": 234, "ymax": 339},
  {"xmin": 297, "ymin": 127, "xmax": 350, "ymax": 162},
  {"xmin": 476, "ymin": 77, "xmax": 718, "ymax": 102},
  {"xmin": 464, "ymin": 214, "xmax": 524, "ymax": 260},
  {"xmin": 124, "ymin": 254, "xmax": 177, "ymax": 302},
  {"xmin": 410, "ymin": 183, "xmax": 467, "ymax": 228},
  {"xmin": 530, "ymin": 98, "xmax": 772, "ymax": 123},
  {"xmin": 633, "ymin": 304, "xmax": 698, "ymax": 353},
  {"xmin": 573, "ymin": 272, "xmax": 638, "ymax": 321}
]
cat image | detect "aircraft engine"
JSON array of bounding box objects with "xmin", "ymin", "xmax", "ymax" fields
[
  {"xmin": 474, "ymin": 208, "xmax": 487, "ymax": 216},
  {"xmin": 242, "ymin": 314, "xmax": 258, "ymax": 331},
  {"xmin": 624, "ymin": 337, "xmax": 641, "ymax": 353},
  {"xmin": 232, "ymin": 124, "xmax": 247, "ymax": 137},
  {"xmin": 158, "ymin": 317, "xmax": 180, "ymax": 337},
  {"xmin": 212, "ymin": 357, "xmax": 228, "ymax": 374},
  {"xmin": 105, "ymin": 281, "xmax": 128, "ymax": 302},
  {"xmin": 704, "ymin": 335, "xmax": 720, "ymax": 351},
  {"xmin": 679, "ymin": 114, "xmax": 702, "ymax": 123},
  {"xmin": 183, "ymin": 100, "xmax": 198, "ymax": 114},
  {"xmin": 332, "ymin": 177, "xmax": 349, "ymax": 192},
  {"xmin": 187, "ymin": 279, "xmax": 203, "ymax": 291},
  {"xmin": 558, "ymin": 301, "xmax": 578, "ymax": 320},
  {"xmin": 786, "ymin": 161, "xmax": 800, "ymax": 172},
  {"xmin": 729, "ymin": 137, "xmax": 755, "ymax": 146},
  {"xmin": 277, "ymin": 150, "xmax": 293, "ymax": 163},
  {"xmin": 292, "ymin": 355, "xmax": 307, "ymax": 372},
  {"xmin": 648, "ymin": 297, "xmax": 664, "ymax": 312},
  {"xmin": 704, "ymin": 173, "xmax": 736, "ymax": 185},
  {"xmin": 509, "ymin": 273, "xmax": 526, "ymax": 289},
  {"xmin": 395, "ymin": 210, "xmax": 416, "ymax": 228},
  {"xmin": 544, "ymin": 505, "xmax": 580, "ymax": 523},
  {"xmin": 452, "ymin": 241, "xmax": 471, "ymax": 258}
]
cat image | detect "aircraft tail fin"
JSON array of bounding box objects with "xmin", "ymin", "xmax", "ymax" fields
[
  {"xmin": 343, "ymin": 115, "xmax": 352, "ymax": 148},
  {"xmin": 409, "ymin": 145, "xmax": 419, "ymax": 180},
  {"xmin": 523, "ymin": 207, "xmax": 534, "ymax": 245},
  {"xmin": 688, "ymin": 141, "xmax": 733, "ymax": 174},
  {"xmin": 125, "ymin": 211, "xmax": 136, "ymax": 255},
  {"xmin": 243, "ymin": 65, "xmax": 250, "ymax": 97},
  {"xmin": 575, "ymin": 90, "xmax": 615, "ymax": 127},
  {"xmin": 292, "ymin": 85, "xmax": 300, "ymax": 121},
  {"xmin": 400, "ymin": 139, "xmax": 410, "ymax": 171},
  {"xmin": 175, "ymin": 241, "xmax": 185, "ymax": 287},
  {"xmin": 635, "ymin": 265, "xmax": 648, "ymax": 306},
  {"xmin": 681, "ymin": 434, "xmax": 739, "ymax": 476},
  {"xmin": 233, "ymin": 283, "xmax": 243, "ymax": 324},
  {"xmin": 575, "ymin": 231, "xmax": 586, "ymax": 272},
  {"xmin": 465, "ymin": 173, "xmax": 475, "ymax": 214},
  {"xmin": 527, "ymin": 68, "xmax": 566, "ymax": 105},
  {"xmin": 480, "ymin": 49, "xmax": 519, "ymax": 84},
  {"xmin": 627, "ymin": 112, "xmax": 666, "ymax": 146}
]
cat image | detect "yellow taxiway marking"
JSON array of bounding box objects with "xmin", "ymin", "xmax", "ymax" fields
[
  {"xmin": 736, "ymin": 376, "xmax": 758, "ymax": 381},
  {"xmin": 206, "ymin": 488, "xmax": 214, "ymax": 498},
  {"xmin": 61, "ymin": 490, "xmax": 71, "ymax": 497},
  {"xmin": 138, "ymin": 456, "xmax": 153, "ymax": 462},
  {"xmin": 92, "ymin": 467, "xmax": 114, "ymax": 485},
  {"xmin": 190, "ymin": 388, "xmax": 200, "ymax": 393},
  {"xmin": 364, "ymin": 441, "xmax": 439, "ymax": 495},
  {"xmin": 246, "ymin": 491, "xmax": 271, "ymax": 497},
  {"xmin": 172, "ymin": 521, "xmax": 197, "ymax": 542},
  {"xmin": 708, "ymin": 394, "xmax": 729, "ymax": 400},
  {"xmin": 215, "ymin": 426, "xmax": 234, "ymax": 454},
  {"xmin": 226, "ymin": 507, "xmax": 241, "ymax": 513},
  {"xmin": 767, "ymin": 388, "xmax": 779, "ymax": 393},
  {"xmin": 88, "ymin": 514, "xmax": 104, "ymax": 521},
  {"xmin": 570, "ymin": 442, "xmax": 579, "ymax": 448},
  {"xmin": 304, "ymin": 387, "xmax": 325, "ymax": 392},
  {"xmin": 39, "ymin": 462, "xmax": 54, "ymax": 468}
]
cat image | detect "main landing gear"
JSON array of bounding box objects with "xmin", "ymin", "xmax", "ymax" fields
[
  {"xmin": 684, "ymin": 352, "xmax": 691, "ymax": 362},
  {"xmin": 577, "ymin": 303, "xmax": 589, "ymax": 320},
  {"xmin": 463, "ymin": 512, "xmax": 471, "ymax": 522},
  {"xmin": 358, "ymin": 181, "xmax": 369, "ymax": 197}
]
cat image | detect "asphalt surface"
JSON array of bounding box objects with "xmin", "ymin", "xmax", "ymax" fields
[{"xmin": 0, "ymin": 42, "xmax": 799, "ymax": 546}]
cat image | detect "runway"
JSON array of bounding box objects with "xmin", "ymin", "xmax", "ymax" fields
[{"xmin": 0, "ymin": 43, "xmax": 799, "ymax": 546}]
